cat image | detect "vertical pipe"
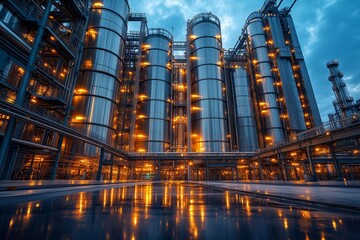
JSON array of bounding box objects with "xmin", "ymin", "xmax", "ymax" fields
[{"xmin": 188, "ymin": 13, "xmax": 230, "ymax": 152}]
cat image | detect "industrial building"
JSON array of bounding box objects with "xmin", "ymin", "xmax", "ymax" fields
[{"xmin": 0, "ymin": 0, "xmax": 359, "ymax": 181}]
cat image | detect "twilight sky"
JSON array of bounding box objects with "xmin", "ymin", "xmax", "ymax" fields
[{"xmin": 129, "ymin": 0, "xmax": 360, "ymax": 122}]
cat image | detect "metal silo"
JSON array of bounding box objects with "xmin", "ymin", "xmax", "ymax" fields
[
  {"xmin": 246, "ymin": 12, "xmax": 285, "ymax": 144},
  {"xmin": 232, "ymin": 65, "xmax": 258, "ymax": 152},
  {"xmin": 135, "ymin": 28, "xmax": 173, "ymax": 152},
  {"xmin": 71, "ymin": 0, "xmax": 129, "ymax": 153},
  {"xmin": 188, "ymin": 13, "xmax": 230, "ymax": 152}
]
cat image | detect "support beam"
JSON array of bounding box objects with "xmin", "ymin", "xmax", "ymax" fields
[
  {"xmin": 278, "ymin": 152, "xmax": 289, "ymax": 181},
  {"xmin": 329, "ymin": 144, "xmax": 342, "ymax": 181},
  {"xmin": 96, "ymin": 148, "xmax": 105, "ymax": 180},
  {"xmin": 51, "ymin": 135, "xmax": 64, "ymax": 180},
  {"xmin": 258, "ymin": 159, "xmax": 264, "ymax": 180},
  {"xmin": 306, "ymin": 146, "xmax": 317, "ymax": 181}
]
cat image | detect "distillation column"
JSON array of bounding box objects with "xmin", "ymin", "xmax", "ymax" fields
[
  {"xmin": 232, "ymin": 65, "xmax": 258, "ymax": 152},
  {"xmin": 327, "ymin": 60, "xmax": 356, "ymax": 118},
  {"xmin": 71, "ymin": 0, "xmax": 129, "ymax": 153},
  {"xmin": 135, "ymin": 29, "xmax": 173, "ymax": 152},
  {"xmin": 246, "ymin": 12, "xmax": 285, "ymax": 144},
  {"xmin": 188, "ymin": 13, "xmax": 230, "ymax": 152}
]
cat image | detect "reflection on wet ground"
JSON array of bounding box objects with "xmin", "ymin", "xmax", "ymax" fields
[{"xmin": 0, "ymin": 182, "xmax": 359, "ymax": 239}]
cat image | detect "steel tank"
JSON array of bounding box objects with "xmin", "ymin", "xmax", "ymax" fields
[
  {"xmin": 267, "ymin": 16, "xmax": 306, "ymax": 132},
  {"xmin": 71, "ymin": 0, "xmax": 129, "ymax": 153},
  {"xmin": 188, "ymin": 13, "xmax": 230, "ymax": 152},
  {"xmin": 135, "ymin": 28, "xmax": 172, "ymax": 152},
  {"xmin": 246, "ymin": 12, "xmax": 285, "ymax": 144},
  {"xmin": 232, "ymin": 66, "xmax": 258, "ymax": 152}
]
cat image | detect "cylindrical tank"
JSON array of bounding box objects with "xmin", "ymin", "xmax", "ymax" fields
[
  {"xmin": 327, "ymin": 60, "xmax": 355, "ymax": 118},
  {"xmin": 246, "ymin": 12, "xmax": 285, "ymax": 144},
  {"xmin": 71, "ymin": 0, "xmax": 129, "ymax": 153},
  {"xmin": 135, "ymin": 28, "xmax": 173, "ymax": 152},
  {"xmin": 188, "ymin": 13, "xmax": 230, "ymax": 152},
  {"xmin": 232, "ymin": 65, "xmax": 258, "ymax": 152}
]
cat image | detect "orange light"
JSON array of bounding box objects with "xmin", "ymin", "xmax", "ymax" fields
[
  {"xmin": 191, "ymin": 106, "xmax": 201, "ymax": 111},
  {"xmin": 265, "ymin": 136, "xmax": 272, "ymax": 141},
  {"xmin": 189, "ymin": 35, "xmax": 197, "ymax": 39},
  {"xmin": 75, "ymin": 89, "xmax": 87, "ymax": 94},
  {"xmin": 261, "ymin": 110, "xmax": 268, "ymax": 114},
  {"xmin": 93, "ymin": 2, "xmax": 103, "ymax": 8},
  {"xmin": 190, "ymin": 56, "xmax": 199, "ymax": 60},
  {"xmin": 136, "ymin": 134, "xmax": 147, "ymax": 139},
  {"xmin": 74, "ymin": 116, "xmax": 85, "ymax": 121}
]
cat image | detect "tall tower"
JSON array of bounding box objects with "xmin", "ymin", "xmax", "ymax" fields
[
  {"xmin": 71, "ymin": 0, "xmax": 130, "ymax": 153},
  {"xmin": 187, "ymin": 13, "xmax": 230, "ymax": 152},
  {"xmin": 134, "ymin": 29, "xmax": 173, "ymax": 152},
  {"xmin": 327, "ymin": 60, "xmax": 356, "ymax": 118}
]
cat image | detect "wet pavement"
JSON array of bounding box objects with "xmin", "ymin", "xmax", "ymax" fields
[
  {"xmin": 195, "ymin": 181, "xmax": 360, "ymax": 210},
  {"xmin": 0, "ymin": 182, "xmax": 359, "ymax": 239}
]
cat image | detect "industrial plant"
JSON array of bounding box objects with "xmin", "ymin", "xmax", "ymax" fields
[{"xmin": 0, "ymin": 0, "xmax": 359, "ymax": 181}]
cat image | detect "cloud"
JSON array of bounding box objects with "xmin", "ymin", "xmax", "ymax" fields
[{"xmin": 303, "ymin": 0, "xmax": 338, "ymax": 56}]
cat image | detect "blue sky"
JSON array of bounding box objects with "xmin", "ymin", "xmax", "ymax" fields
[{"xmin": 130, "ymin": 0, "xmax": 360, "ymax": 122}]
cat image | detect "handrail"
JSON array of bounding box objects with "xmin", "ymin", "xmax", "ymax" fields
[{"xmin": 259, "ymin": 113, "xmax": 360, "ymax": 153}]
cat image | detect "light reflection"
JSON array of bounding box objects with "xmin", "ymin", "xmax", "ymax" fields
[
  {"xmin": 332, "ymin": 220, "xmax": 337, "ymax": 231},
  {"xmin": 2, "ymin": 183, "xmax": 358, "ymax": 239},
  {"xmin": 284, "ymin": 217, "xmax": 288, "ymax": 230},
  {"xmin": 103, "ymin": 189, "xmax": 107, "ymax": 207},
  {"xmin": 225, "ymin": 191, "xmax": 230, "ymax": 209},
  {"xmin": 110, "ymin": 188, "xmax": 114, "ymax": 207}
]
